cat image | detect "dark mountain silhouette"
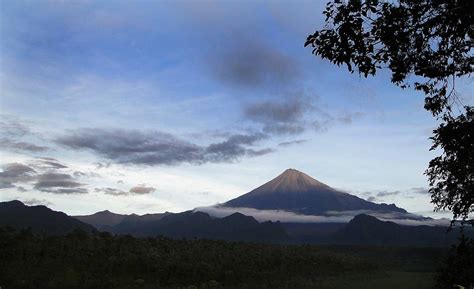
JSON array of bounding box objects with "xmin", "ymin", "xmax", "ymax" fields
[
  {"xmin": 108, "ymin": 212, "xmax": 171, "ymax": 234},
  {"xmin": 224, "ymin": 169, "xmax": 407, "ymax": 215},
  {"xmin": 109, "ymin": 211, "xmax": 289, "ymax": 242},
  {"xmin": 74, "ymin": 211, "xmax": 169, "ymax": 231},
  {"xmin": 74, "ymin": 210, "xmax": 127, "ymax": 231},
  {"xmin": 1, "ymin": 200, "xmax": 468, "ymax": 246},
  {"xmin": 0, "ymin": 200, "xmax": 95, "ymax": 234},
  {"xmin": 332, "ymin": 214, "xmax": 472, "ymax": 246}
]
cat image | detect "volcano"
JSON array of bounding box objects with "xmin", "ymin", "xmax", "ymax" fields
[{"xmin": 223, "ymin": 169, "xmax": 406, "ymax": 215}]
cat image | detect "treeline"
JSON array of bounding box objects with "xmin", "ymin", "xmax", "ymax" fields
[{"xmin": 0, "ymin": 227, "xmax": 377, "ymax": 289}]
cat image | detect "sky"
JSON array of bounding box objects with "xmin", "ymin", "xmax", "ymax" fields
[{"xmin": 0, "ymin": 0, "xmax": 472, "ymax": 218}]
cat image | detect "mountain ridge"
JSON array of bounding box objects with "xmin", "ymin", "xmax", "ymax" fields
[
  {"xmin": 2, "ymin": 200, "xmax": 469, "ymax": 246},
  {"xmin": 0, "ymin": 200, "xmax": 95, "ymax": 234}
]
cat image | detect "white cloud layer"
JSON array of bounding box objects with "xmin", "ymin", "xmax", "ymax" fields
[{"xmin": 195, "ymin": 206, "xmax": 451, "ymax": 227}]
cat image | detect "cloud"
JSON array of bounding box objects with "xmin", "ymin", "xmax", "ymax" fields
[
  {"xmin": 56, "ymin": 128, "xmax": 273, "ymax": 166},
  {"xmin": 0, "ymin": 158, "xmax": 93, "ymax": 195},
  {"xmin": 411, "ymin": 187, "xmax": 429, "ymax": 194},
  {"xmin": 40, "ymin": 188, "xmax": 88, "ymax": 194},
  {"xmin": 196, "ymin": 206, "xmax": 450, "ymax": 226},
  {"xmin": 336, "ymin": 112, "xmax": 365, "ymax": 124},
  {"xmin": 376, "ymin": 190, "xmax": 401, "ymax": 197},
  {"xmin": 94, "ymin": 162, "xmax": 111, "ymax": 169},
  {"xmin": 22, "ymin": 198, "xmax": 53, "ymax": 207},
  {"xmin": 244, "ymin": 95, "xmax": 364, "ymax": 136},
  {"xmin": 0, "ymin": 163, "xmax": 36, "ymax": 178},
  {"xmin": 95, "ymin": 187, "xmax": 129, "ymax": 196},
  {"xmin": 209, "ymin": 39, "xmax": 299, "ymax": 90},
  {"xmin": 30, "ymin": 157, "xmax": 68, "ymax": 170},
  {"xmin": 0, "ymin": 182, "xmax": 15, "ymax": 189},
  {"xmin": 310, "ymin": 111, "xmax": 365, "ymax": 132},
  {"xmin": 0, "ymin": 116, "xmax": 49, "ymax": 153},
  {"xmin": 56, "ymin": 128, "xmax": 203, "ymax": 165},
  {"xmin": 34, "ymin": 172, "xmax": 83, "ymax": 189},
  {"xmin": 205, "ymin": 132, "xmax": 272, "ymax": 162},
  {"xmin": 129, "ymin": 185, "xmax": 156, "ymax": 195},
  {"xmin": 94, "ymin": 185, "xmax": 155, "ymax": 196},
  {"xmin": 0, "ymin": 163, "xmax": 37, "ymax": 188},
  {"xmin": 196, "ymin": 206, "xmax": 353, "ymax": 223},
  {"xmin": 278, "ymin": 139, "xmax": 308, "ymax": 147},
  {"xmin": 73, "ymin": 170, "xmax": 101, "ymax": 178},
  {"xmin": 362, "ymin": 187, "xmax": 431, "ymax": 203},
  {"xmin": 0, "ymin": 139, "xmax": 49, "ymax": 152},
  {"xmin": 73, "ymin": 171, "xmax": 87, "ymax": 178},
  {"xmin": 0, "ymin": 116, "xmax": 30, "ymax": 138},
  {"xmin": 244, "ymin": 97, "xmax": 310, "ymax": 135}
]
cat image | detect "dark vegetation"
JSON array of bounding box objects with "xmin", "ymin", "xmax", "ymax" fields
[
  {"xmin": 0, "ymin": 227, "xmax": 445, "ymax": 289},
  {"xmin": 331, "ymin": 214, "xmax": 471, "ymax": 246},
  {"xmin": 304, "ymin": 0, "xmax": 473, "ymax": 224},
  {"xmin": 435, "ymin": 231, "xmax": 474, "ymax": 289}
]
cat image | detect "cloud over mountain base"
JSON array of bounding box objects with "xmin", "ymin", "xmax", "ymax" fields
[{"xmin": 195, "ymin": 205, "xmax": 450, "ymax": 227}]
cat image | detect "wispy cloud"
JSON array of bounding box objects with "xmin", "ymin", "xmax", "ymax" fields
[
  {"xmin": 278, "ymin": 139, "xmax": 308, "ymax": 147},
  {"xmin": 34, "ymin": 172, "xmax": 84, "ymax": 192},
  {"xmin": 196, "ymin": 206, "xmax": 450, "ymax": 226},
  {"xmin": 29, "ymin": 157, "xmax": 68, "ymax": 170},
  {"xmin": 0, "ymin": 116, "xmax": 50, "ymax": 153},
  {"xmin": 94, "ymin": 187, "xmax": 129, "ymax": 196},
  {"xmin": 208, "ymin": 39, "xmax": 300, "ymax": 91},
  {"xmin": 0, "ymin": 139, "xmax": 49, "ymax": 152},
  {"xmin": 376, "ymin": 190, "xmax": 401, "ymax": 197},
  {"xmin": 363, "ymin": 187, "xmax": 431, "ymax": 203},
  {"xmin": 129, "ymin": 185, "xmax": 156, "ymax": 194},
  {"xmin": 244, "ymin": 97, "xmax": 310, "ymax": 135},
  {"xmin": 56, "ymin": 128, "xmax": 273, "ymax": 166},
  {"xmin": 22, "ymin": 198, "xmax": 53, "ymax": 207},
  {"xmin": 0, "ymin": 159, "xmax": 87, "ymax": 194},
  {"xmin": 243, "ymin": 94, "xmax": 364, "ymax": 137},
  {"xmin": 411, "ymin": 187, "xmax": 429, "ymax": 194},
  {"xmin": 0, "ymin": 163, "xmax": 37, "ymax": 189},
  {"xmin": 94, "ymin": 185, "xmax": 156, "ymax": 196}
]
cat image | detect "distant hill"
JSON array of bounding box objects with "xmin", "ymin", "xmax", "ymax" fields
[
  {"xmin": 3, "ymin": 200, "xmax": 467, "ymax": 246},
  {"xmin": 73, "ymin": 206, "xmax": 288, "ymax": 242},
  {"xmin": 110, "ymin": 211, "xmax": 289, "ymax": 242},
  {"xmin": 107, "ymin": 212, "xmax": 171, "ymax": 234},
  {"xmin": 332, "ymin": 214, "xmax": 471, "ymax": 246},
  {"xmin": 0, "ymin": 200, "xmax": 95, "ymax": 234},
  {"xmin": 74, "ymin": 210, "xmax": 128, "ymax": 231},
  {"xmin": 224, "ymin": 169, "xmax": 406, "ymax": 215}
]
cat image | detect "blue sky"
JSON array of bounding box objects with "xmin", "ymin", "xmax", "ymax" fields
[{"xmin": 1, "ymin": 0, "xmax": 471, "ymax": 217}]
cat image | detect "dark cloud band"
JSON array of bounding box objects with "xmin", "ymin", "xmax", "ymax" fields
[{"xmin": 56, "ymin": 128, "xmax": 272, "ymax": 166}]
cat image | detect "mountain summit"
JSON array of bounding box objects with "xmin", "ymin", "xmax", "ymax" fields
[
  {"xmin": 224, "ymin": 169, "xmax": 406, "ymax": 215},
  {"xmin": 247, "ymin": 168, "xmax": 332, "ymax": 194}
]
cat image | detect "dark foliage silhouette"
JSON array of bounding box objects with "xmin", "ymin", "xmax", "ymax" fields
[
  {"xmin": 0, "ymin": 227, "xmax": 378, "ymax": 289},
  {"xmin": 427, "ymin": 108, "xmax": 474, "ymax": 224},
  {"xmin": 435, "ymin": 231, "xmax": 474, "ymax": 289},
  {"xmin": 304, "ymin": 0, "xmax": 473, "ymax": 223}
]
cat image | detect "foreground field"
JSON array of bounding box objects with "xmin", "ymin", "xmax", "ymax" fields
[{"xmin": 0, "ymin": 227, "xmax": 444, "ymax": 289}]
